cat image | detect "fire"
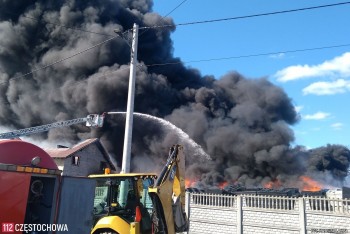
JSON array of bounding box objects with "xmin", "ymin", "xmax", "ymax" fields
[
  {"xmin": 299, "ymin": 176, "xmax": 322, "ymax": 191},
  {"xmin": 185, "ymin": 178, "xmax": 197, "ymax": 188},
  {"xmin": 263, "ymin": 176, "xmax": 323, "ymax": 191},
  {"xmin": 185, "ymin": 179, "xmax": 229, "ymax": 189},
  {"xmin": 218, "ymin": 181, "xmax": 228, "ymax": 189},
  {"xmin": 264, "ymin": 179, "xmax": 282, "ymax": 189}
]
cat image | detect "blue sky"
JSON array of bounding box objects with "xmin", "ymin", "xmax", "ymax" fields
[{"xmin": 152, "ymin": 0, "xmax": 350, "ymax": 149}]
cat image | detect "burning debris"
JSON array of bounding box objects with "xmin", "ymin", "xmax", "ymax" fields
[
  {"xmin": 0, "ymin": 1, "xmax": 349, "ymax": 189},
  {"xmin": 222, "ymin": 186, "xmax": 300, "ymax": 197},
  {"xmin": 298, "ymin": 176, "xmax": 323, "ymax": 192}
]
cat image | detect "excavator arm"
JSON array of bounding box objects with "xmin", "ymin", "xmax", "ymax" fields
[{"xmin": 148, "ymin": 145, "xmax": 188, "ymax": 234}]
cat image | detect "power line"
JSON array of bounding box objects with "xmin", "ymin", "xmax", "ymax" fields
[
  {"xmin": 139, "ymin": 1, "xmax": 350, "ymax": 30},
  {"xmin": 137, "ymin": 0, "xmax": 188, "ymax": 72},
  {"xmin": 0, "ymin": 2, "xmax": 349, "ymax": 86},
  {"xmin": 0, "ymin": 2, "xmax": 188, "ymax": 88},
  {"xmin": 4, "ymin": 1, "xmax": 348, "ymax": 35},
  {"xmin": 143, "ymin": 43, "xmax": 350, "ymax": 67},
  {"xmin": 1, "ymin": 1, "xmax": 348, "ymax": 41},
  {"xmin": 138, "ymin": 0, "xmax": 188, "ymax": 38},
  {"xmin": 1, "ymin": 42, "xmax": 349, "ymax": 106},
  {"xmin": 2, "ymin": 0, "xmax": 187, "ymax": 39},
  {"xmin": 1, "ymin": 41, "xmax": 349, "ymax": 89},
  {"xmin": 163, "ymin": 0, "xmax": 188, "ymax": 17}
]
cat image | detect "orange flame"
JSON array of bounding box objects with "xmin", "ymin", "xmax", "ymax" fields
[
  {"xmin": 264, "ymin": 179, "xmax": 282, "ymax": 189},
  {"xmin": 185, "ymin": 178, "xmax": 198, "ymax": 188},
  {"xmin": 299, "ymin": 176, "xmax": 322, "ymax": 191},
  {"xmin": 218, "ymin": 181, "xmax": 229, "ymax": 189},
  {"xmin": 185, "ymin": 179, "xmax": 229, "ymax": 189}
]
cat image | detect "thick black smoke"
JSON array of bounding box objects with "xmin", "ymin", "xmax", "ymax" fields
[{"xmin": 0, "ymin": 0, "xmax": 349, "ymax": 188}]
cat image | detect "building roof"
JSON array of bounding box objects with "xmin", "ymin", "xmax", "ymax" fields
[
  {"xmin": 45, "ymin": 138, "xmax": 116, "ymax": 170},
  {"xmin": 45, "ymin": 138, "xmax": 97, "ymax": 159}
]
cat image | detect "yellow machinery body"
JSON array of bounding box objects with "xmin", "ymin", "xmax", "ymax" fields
[
  {"xmin": 91, "ymin": 216, "xmax": 133, "ymax": 234},
  {"xmin": 89, "ymin": 145, "xmax": 188, "ymax": 234}
]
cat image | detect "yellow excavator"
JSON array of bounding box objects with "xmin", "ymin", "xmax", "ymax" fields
[{"xmin": 89, "ymin": 144, "xmax": 188, "ymax": 234}]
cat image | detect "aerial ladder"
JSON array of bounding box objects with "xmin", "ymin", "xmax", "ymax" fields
[{"xmin": 0, "ymin": 114, "xmax": 105, "ymax": 139}]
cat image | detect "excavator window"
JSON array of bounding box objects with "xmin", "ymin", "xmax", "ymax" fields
[
  {"xmin": 92, "ymin": 177, "xmax": 138, "ymax": 224},
  {"xmin": 140, "ymin": 178, "xmax": 154, "ymax": 215},
  {"xmin": 91, "ymin": 176, "xmax": 157, "ymax": 233},
  {"xmin": 138, "ymin": 178, "xmax": 153, "ymax": 233},
  {"xmin": 125, "ymin": 190, "xmax": 137, "ymax": 211}
]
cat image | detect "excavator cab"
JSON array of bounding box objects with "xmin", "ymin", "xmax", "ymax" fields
[
  {"xmin": 90, "ymin": 145, "xmax": 188, "ymax": 234},
  {"xmin": 90, "ymin": 174, "xmax": 156, "ymax": 234}
]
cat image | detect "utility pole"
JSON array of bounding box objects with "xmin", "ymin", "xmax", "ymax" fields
[{"xmin": 121, "ymin": 23, "xmax": 139, "ymax": 173}]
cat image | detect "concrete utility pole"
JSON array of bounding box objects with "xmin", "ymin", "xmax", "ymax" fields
[{"xmin": 121, "ymin": 23, "xmax": 139, "ymax": 173}]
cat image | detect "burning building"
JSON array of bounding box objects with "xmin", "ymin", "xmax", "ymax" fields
[{"xmin": 0, "ymin": 0, "xmax": 349, "ymax": 189}]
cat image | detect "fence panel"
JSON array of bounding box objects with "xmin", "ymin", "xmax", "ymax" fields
[{"xmin": 187, "ymin": 192, "xmax": 350, "ymax": 233}]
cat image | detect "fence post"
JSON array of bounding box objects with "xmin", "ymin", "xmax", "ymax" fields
[
  {"xmin": 299, "ymin": 197, "xmax": 306, "ymax": 234},
  {"xmin": 237, "ymin": 195, "xmax": 243, "ymax": 234},
  {"xmin": 185, "ymin": 192, "xmax": 191, "ymax": 230}
]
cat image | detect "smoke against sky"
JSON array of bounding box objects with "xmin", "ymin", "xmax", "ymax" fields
[{"xmin": 0, "ymin": 0, "xmax": 349, "ymax": 188}]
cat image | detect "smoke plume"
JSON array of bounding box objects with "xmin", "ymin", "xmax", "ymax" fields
[{"xmin": 0, "ymin": 0, "xmax": 349, "ymax": 188}]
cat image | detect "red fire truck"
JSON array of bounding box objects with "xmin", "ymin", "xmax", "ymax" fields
[
  {"xmin": 0, "ymin": 139, "xmax": 97, "ymax": 234},
  {"xmin": 0, "ymin": 139, "xmax": 61, "ymax": 233},
  {"xmin": 0, "ymin": 114, "xmax": 105, "ymax": 233}
]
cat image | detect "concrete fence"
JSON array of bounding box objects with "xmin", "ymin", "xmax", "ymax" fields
[{"xmin": 186, "ymin": 192, "xmax": 350, "ymax": 234}]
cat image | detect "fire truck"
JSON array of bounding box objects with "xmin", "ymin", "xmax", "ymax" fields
[
  {"xmin": 0, "ymin": 138, "xmax": 113, "ymax": 233},
  {"xmin": 0, "ymin": 139, "xmax": 62, "ymax": 233},
  {"xmin": 0, "ymin": 114, "xmax": 104, "ymax": 233}
]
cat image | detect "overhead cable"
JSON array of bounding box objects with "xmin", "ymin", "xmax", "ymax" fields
[
  {"xmin": 144, "ymin": 43, "xmax": 350, "ymax": 67},
  {"xmin": 139, "ymin": 1, "xmax": 350, "ymax": 30}
]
